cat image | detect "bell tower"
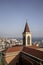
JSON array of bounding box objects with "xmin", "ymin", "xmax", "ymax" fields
[{"xmin": 23, "ymin": 20, "xmax": 32, "ymax": 46}]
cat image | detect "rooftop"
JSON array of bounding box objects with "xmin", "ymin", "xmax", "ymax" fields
[{"xmin": 3, "ymin": 45, "xmax": 43, "ymax": 60}]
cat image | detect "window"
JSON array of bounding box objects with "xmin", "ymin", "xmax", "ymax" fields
[
  {"xmin": 23, "ymin": 36, "xmax": 25, "ymax": 45},
  {"xmin": 27, "ymin": 36, "xmax": 30, "ymax": 45}
]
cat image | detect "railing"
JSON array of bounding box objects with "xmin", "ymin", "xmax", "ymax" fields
[{"xmin": 20, "ymin": 52, "xmax": 43, "ymax": 65}]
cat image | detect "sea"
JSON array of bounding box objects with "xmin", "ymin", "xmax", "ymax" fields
[{"xmin": 32, "ymin": 38, "xmax": 43, "ymax": 42}]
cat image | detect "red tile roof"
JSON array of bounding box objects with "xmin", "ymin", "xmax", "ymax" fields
[
  {"xmin": 3, "ymin": 46, "xmax": 23, "ymax": 53},
  {"xmin": 23, "ymin": 46, "xmax": 43, "ymax": 60},
  {"xmin": 3, "ymin": 45, "xmax": 43, "ymax": 60},
  {"xmin": 23, "ymin": 22, "xmax": 30, "ymax": 33}
]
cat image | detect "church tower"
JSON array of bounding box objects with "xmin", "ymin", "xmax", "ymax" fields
[{"xmin": 23, "ymin": 21, "xmax": 32, "ymax": 46}]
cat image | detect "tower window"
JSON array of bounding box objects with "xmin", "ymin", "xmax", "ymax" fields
[
  {"xmin": 23, "ymin": 36, "xmax": 25, "ymax": 45},
  {"xmin": 27, "ymin": 36, "xmax": 30, "ymax": 45}
]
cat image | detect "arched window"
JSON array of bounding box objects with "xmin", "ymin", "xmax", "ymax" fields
[
  {"xmin": 23, "ymin": 36, "xmax": 25, "ymax": 45},
  {"xmin": 27, "ymin": 36, "xmax": 30, "ymax": 45}
]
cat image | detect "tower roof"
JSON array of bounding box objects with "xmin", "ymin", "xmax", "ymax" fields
[{"xmin": 23, "ymin": 22, "xmax": 30, "ymax": 33}]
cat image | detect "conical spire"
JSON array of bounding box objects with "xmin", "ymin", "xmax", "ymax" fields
[{"xmin": 23, "ymin": 20, "xmax": 30, "ymax": 33}]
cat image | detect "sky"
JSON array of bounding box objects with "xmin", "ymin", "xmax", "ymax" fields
[{"xmin": 0, "ymin": 0, "xmax": 43, "ymax": 38}]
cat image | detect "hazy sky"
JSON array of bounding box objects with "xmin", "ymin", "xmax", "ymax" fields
[{"xmin": 0, "ymin": 0, "xmax": 43, "ymax": 38}]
